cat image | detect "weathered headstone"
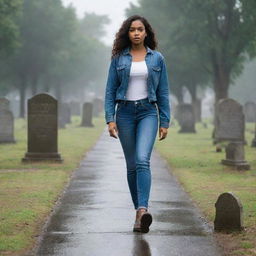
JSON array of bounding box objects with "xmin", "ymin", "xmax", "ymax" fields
[
  {"xmin": 22, "ymin": 93, "xmax": 62, "ymax": 162},
  {"xmin": 176, "ymin": 104, "xmax": 196, "ymax": 133},
  {"xmin": 244, "ymin": 101, "xmax": 256, "ymax": 123},
  {"xmin": 0, "ymin": 98, "xmax": 10, "ymax": 111},
  {"xmin": 214, "ymin": 192, "xmax": 243, "ymax": 232},
  {"xmin": 69, "ymin": 101, "xmax": 81, "ymax": 116},
  {"xmin": 81, "ymin": 102, "xmax": 94, "ymax": 127},
  {"xmin": 215, "ymin": 99, "xmax": 245, "ymax": 143},
  {"xmin": 0, "ymin": 110, "xmax": 15, "ymax": 143},
  {"xmin": 221, "ymin": 142, "xmax": 250, "ymax": 170}
]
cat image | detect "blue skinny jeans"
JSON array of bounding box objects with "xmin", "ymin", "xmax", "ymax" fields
[{"xmin": 116, "ymin": 98, "xmax": 158, "ymax": 210}]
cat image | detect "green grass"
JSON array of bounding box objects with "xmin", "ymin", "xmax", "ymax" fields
[
  {"xmin": 0, "ymin": 116, "xmax": 105, "ymax": 255},
  {"xmin": 155, "ymin": 121, "xmax": 256, "ymax": 256}
]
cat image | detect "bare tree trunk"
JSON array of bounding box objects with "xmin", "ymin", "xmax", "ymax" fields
[
  {"xmin": 212, "ymin": 63, "xmax": 230, "ymax": 141},
  {"xmin": 174, "ymin": 85, "xmax": 184, "ymax": 104},
  {"xmin": 211, "ymin": 50, "xmax": 230, "ymax": 104},
  {"xmin": 214, "ymin": 69, "xmax": 230, "ymax": 104},
  {"xmin": 187, "ymin": 83, "xmax": 202, "ymax": 122}
]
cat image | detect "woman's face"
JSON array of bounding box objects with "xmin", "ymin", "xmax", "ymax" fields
[{"xmin": 128, "ymin": 19, "xmax": 147, "ymax": 46}]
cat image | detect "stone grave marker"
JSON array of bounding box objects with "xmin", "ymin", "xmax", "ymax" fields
[
  {"xmin": 214, "ymin": 192, "xmax": 243, "ymax": 232},
  {"xmin": 22, "ymin": 93, "xmax": 62, "ymax": 162},
  {"xmin": 244, "ymin": 101, "xmax": 256, "ymax": 123},
  {"xmin": 221, "ymin": 142, "xmax": 250, "ymax": 170},
  {"xmin": 215, "ymin": 99, "xmax": 245, "ymax": 143},
  {"xmin": 176, "ymin": 104, "xmax": 196, "ymax": 133},
  {"xmin": 81, "ymin": 102, "xmax": 94, "ymax": 127},
  {"xmin": 0, "ymin": 109, "xmax": 15, "ymax": 143}
]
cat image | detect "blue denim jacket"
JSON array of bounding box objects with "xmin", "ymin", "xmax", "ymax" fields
[{"xmin": 104, "ymin": 46, "xmax": 171, "ymax": 128}]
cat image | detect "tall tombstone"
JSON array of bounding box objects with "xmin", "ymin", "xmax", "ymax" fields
[
  {"xmin": 244, "ymin": 101, "xmax": 256, "ymax": 123},
  {"xmin": 81, "ymin": 102, "xmax": 94, "ymax": 127},
  {"xmin": 22, "ymin": 93, "xmax": 62, "ymax": 162},
  {"xmin": 221, "ymin": 142, "xmax": 250, "ymax": 170},
  {"xmin": 0, "ymin": 97, "xmax": 10, "ymax": 111},
  {"xmin": 214, "ymin": 192, "xmax": 243, "ymax": 232},
  {"xmin": 176, "ymin": 104, "xmax": 196, "ymax": 133},
  {"xmin": 0, "ymin": 110, "xmax": 15, "ymax": 143},
  {"xmin": 215, "ymin": 99, "xmax": 245, "ymax": 143}
]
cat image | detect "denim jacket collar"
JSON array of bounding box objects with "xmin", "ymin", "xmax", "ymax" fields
[{"xmin": 122, "ymin": 46, "xmax": 153, "ymax": 56}]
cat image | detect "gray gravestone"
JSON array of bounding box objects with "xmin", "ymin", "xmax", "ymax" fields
[
  {"xmin": 0, "ymin": 109, "xmax": 15, "ymax": 143},
  {"xmin": 221, "ymin": 142, "xmax": 250, "ymax": 170},
  {"xmin": 215, "ymin": 99, "xmax": 245, "ymax": 143},
  {"xmin": 244, "ymin": 101, "xmax": 256, "ymax": 123},
  {"xmin": 176, "ymin": 104, "xmax": 196, "ymax": 133},
  {"xmin": 214, "ymin": 192, "xmax": 243, "ymax": 232},
  {"xmin": 22, "ymin": 93, "xmax": 62, "ymax": 162},
  {"xmin": 0, "ymin": 98, "xmax": 10, "ymax": 111},
  {"xmin": 81, "ymin": 102, "xmax": 94, "ymax": 127}
]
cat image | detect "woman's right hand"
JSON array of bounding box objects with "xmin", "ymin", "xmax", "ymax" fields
[{"xmin": 108, "ymin": 122, "xmax": 118, "ymax": 139}]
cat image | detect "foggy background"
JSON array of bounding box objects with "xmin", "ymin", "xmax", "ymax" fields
[
  {"xmin": 61, "ymin": 0, "xmax": 138, "ymax": 45},
  {"xmin": 0, "ymin": 0, "xmax": 255, "ymax": 119}
]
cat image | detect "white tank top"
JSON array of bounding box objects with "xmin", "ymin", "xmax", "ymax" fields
[{"xmin": 125, "ymin": 61, "xmax": 148, "ymax": 100}]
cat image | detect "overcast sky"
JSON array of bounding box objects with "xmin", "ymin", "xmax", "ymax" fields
[{"xmin": 61, "ymin": 0, "xmax": 138, "ymax": 46}]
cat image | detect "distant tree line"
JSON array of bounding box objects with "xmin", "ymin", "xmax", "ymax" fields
[
  {"xmin": 0, "ymin": 0, "xmax": 110, "ymax": 117},
  {"xmin": 126, "ymin": 0, "xmax": 256, "ymax": 106}
]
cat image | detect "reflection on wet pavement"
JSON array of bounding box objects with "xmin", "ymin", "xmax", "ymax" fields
[{"xmin": 36, "ymin": 128, "xmax": 222, "ymax": 256}]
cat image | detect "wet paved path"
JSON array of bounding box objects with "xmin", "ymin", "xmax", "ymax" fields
[{"xmin": 37, "ymin": 128, "xmax": 222, "ymax": 256}]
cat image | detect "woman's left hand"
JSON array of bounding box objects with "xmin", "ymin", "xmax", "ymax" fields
[{"xmin": 159, "ymin": 127, "xmax": 168, "ymax": 141}]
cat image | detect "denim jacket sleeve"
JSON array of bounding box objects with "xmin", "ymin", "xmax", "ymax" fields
[
  {"xmin": 156, "ymin": 57, "xmax": 171, "ymax": 128},
  {"xmin": 104, "ymin": 57, "xmax": 119, "ymax": 124}
]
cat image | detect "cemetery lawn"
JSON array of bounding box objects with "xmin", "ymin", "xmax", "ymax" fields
[
  {"xmin": 155, "ymin": 122, "xmax": 256, "ymax": 256},
  {"xmin": 0, "ymin": 116, "xmax": 105, "ymax": 255}
]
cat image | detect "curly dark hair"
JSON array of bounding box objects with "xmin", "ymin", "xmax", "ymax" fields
[{"xmin": 111, "ymin": 15, "xmax": 157, "ymax": 58}]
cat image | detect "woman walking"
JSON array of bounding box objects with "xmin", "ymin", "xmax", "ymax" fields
[{"xmin": 104, "ymin": 15, "xmax": 171, "ymax": 233}]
